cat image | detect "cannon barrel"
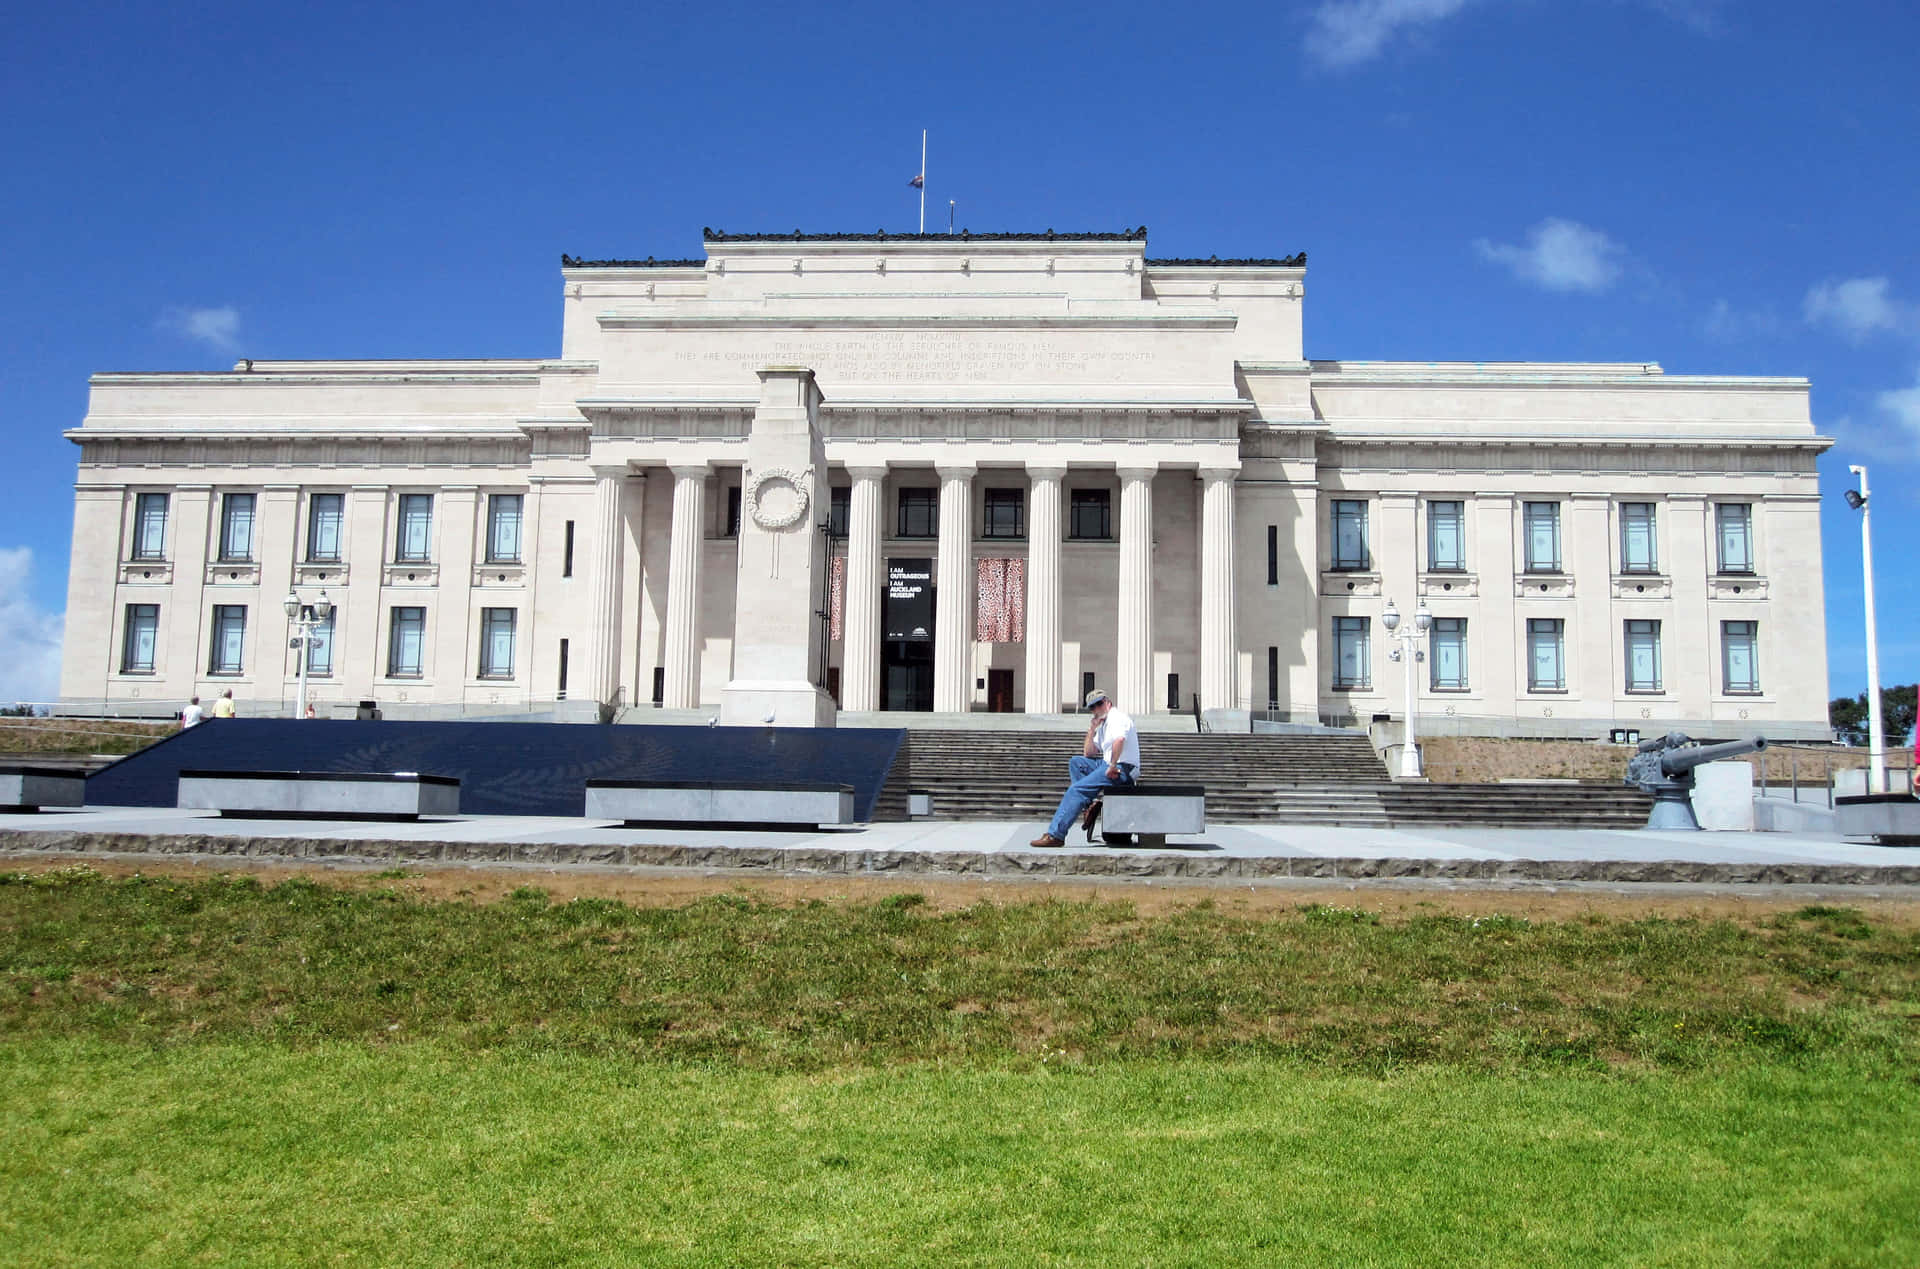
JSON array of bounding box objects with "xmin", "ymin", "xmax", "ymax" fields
[{"xmin": 1659, "ymin": 735, "xmax": 1767, "ymax": 777}]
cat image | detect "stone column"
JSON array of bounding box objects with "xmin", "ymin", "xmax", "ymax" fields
[
  {"xmin": 434, "ymin": 485, "xmax": 480, "ymax": 691},
  {"xmin": 662, "ymin": 464, "xmax": 707, "ymax": 709},
  {"xmin": 933, "ymin": 463, "xmax": 975, "ymax": 714},
  {"xmin": 841, "ymin": 466, "xmax": 886, "ymax": 712},
  {"xmin": 586, "ymin": 465, "xmax": 629, "ymax": 707},
  {"xmin": 1024, "ymin": 464, "xmax": 1066, "ymax": 713},
  {"xmin": 1199, "ymin": 466, "xmax": 1239, "ymax": 711},
  {"xmin": 1116, "ymin": 465, "xmax": 1157, "ymax": 712}
]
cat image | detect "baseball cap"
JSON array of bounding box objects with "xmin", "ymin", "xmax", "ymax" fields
[{"xmin": 1084, "ymin": 688, "xmax": 1110, "ymax": 708}]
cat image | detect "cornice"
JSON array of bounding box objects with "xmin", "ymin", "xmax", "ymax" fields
[
  {"xmin": 703, "ymin": 227, "xmax": 1150, "ymax": 243},
  {"xmin": 596, "ymin": 312, "xmax": 1236, "ymax": 332},
  {"xmin": 1146, "ymin": 254, "xmax": 1306, "ymax": 268}
]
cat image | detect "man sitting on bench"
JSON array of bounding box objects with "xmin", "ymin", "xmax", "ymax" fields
[{"xmin": 1030, "ymin": 688, "xmax": 1139, "ymax": 847}]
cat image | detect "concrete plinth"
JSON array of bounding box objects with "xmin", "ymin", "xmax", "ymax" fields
[
  {"xmin": 1691, "ymin": 761, "xmax": 1755, "ymax": 831},
  {"xmin": 718, "ymin": 681, "xmax": 838, "ymax": 729}
]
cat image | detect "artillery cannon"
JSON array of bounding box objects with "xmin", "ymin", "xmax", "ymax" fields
[{"xmin": 1625, "ymin": 732, "xmax": 1768, "ymax": 830}]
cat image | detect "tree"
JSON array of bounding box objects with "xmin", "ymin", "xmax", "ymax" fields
[{"xmin": 1829, "ymin": 684, "xmax": 1918, "ymax": 747}]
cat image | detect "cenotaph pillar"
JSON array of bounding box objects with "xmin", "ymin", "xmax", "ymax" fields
[{"xmin": 1116, "ymin": 465, "xmax": 1157, "ymax": 712}]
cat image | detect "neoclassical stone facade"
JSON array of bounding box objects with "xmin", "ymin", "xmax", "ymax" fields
[{"xmin": 60, "ymin": 229, "xmax": 1833, "ymax": 737}]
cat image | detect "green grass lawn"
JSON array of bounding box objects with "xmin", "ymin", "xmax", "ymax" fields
[{"xmin": 3, "ymin": 866, "xmax": 1917, "ymax": 1265}]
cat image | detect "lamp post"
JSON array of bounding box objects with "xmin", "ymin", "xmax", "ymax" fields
[
  {"xmin": 1382, "ymin": 597, "xmax": 1432, "ymax": 780},
  {"xmin": 283, "ymin": 589, "xmax": 333, "ymax": 721},
  {"xmin": 1844, "ymin": 466, "xmax": 1884, "ymax": 794}
]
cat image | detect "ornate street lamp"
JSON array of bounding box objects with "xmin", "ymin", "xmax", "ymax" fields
[
  {"xmin": 283, "ymin": 589, "xmax": 333, "ymax": 721},
  {"xmin": 1382, "ymin": 597, "xmax": 1433, "ymax": 780},
  {"xmin": 1845, "ymin": 466, "xmax": 1885, "ymax": 793}
]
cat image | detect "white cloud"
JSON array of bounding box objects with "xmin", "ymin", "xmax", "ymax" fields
[
  {"xmin": 0, "ymin": 548, "xmax": 65, "ymax": 706},
  {"xmin": 1877, "ymin": 369, "xmax": 1920, "ymax": 442},
  {"xmin": 1305, "ymin": 0, "xmax": 1473, "ymax": 68},
  {"xmin": 1473, "ymin": 219, "xmax": 1626, "ymax": 293},
  {"xmin": 158, "ymin": 305, "xmax": 241, "ymax": 352},
  {"xmin": 1803, "ymin": 277, "xmax": 1909, "ymax": 342},
  {"xmin": 1704, "ymin": 298, "xmax": 1783, "ymax": 342}
]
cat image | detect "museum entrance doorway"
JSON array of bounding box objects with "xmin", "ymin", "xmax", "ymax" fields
[
  {"xmin": 882, "ymin": 641, "xmax": 934, "ymax": 711},
  {"xmin": 882, "ymin": 556, "xmax": 936, "ymax": 712}
]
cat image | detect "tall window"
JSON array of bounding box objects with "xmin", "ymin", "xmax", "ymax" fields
[
  {"xmin": 562, "ymin": 521, "xmax": 575, "ymax": 577},
  {"xmin": 479, "ymin": 608, "xmax": 516, "ymax": 679},
  {"xmin": 1620, "ymin": 502, "xmax": 1658, "ymax": 573},
  {"xmin": 396, "ymin": 495, "xmax": 433, "ymax": 563},
  {"xmin": 828, "ymin": 486, "xmax": 850, "ymax": 538},
  {"xmin": 387, "ymin": 607, "xmax": 426, "ymax": 677},
  {"xmin": 1523, "ymin": 501, "xmax": 1561, "ymax": 572},
  {"xmin": 1716, "ymin": 503, "xmax": 1754, "ymax": 573},
  {"xmin": 1332, "ymin": 616, "xmax": 1371, "ymax": 689},
  {"xmin": 1331, "ymin": 500, "xmax": 1369, "ymax": 571},
  {"xmin": 1267, "ymin": 645, "xmax": 1280, "ymax": 710},
  {"xmin": 983, "ymin": 489, "xmax": 1025, "ymax": 539},
  {"xmin": 1625, "ymin": 619, "xmax": 1663, "ymax": 693},
  {"xmin": 209, "ymin": 605, "xmax": 246, "ymax": 675},
  {"xmin": 307, "ymin": 493, "xmax": 344, "ymax": 563},
  {"xmin": 1722, "ymin": 620, "xmax": 1759, "ymax": 694},
  {"xmin": 1266, "ymin": 525, "xmax": 1279, "ymax": 585},
  {"xmin": 1427, "ymin": 500, "xmax": 1464, "ymax": 571},
  {"xmin": 1430, "ymin": 617, "xmax": 1467, "ymax": 690},
  {"xmin": 218, "ymin": 493, "xmax": 256, "ymax": 562},
  {"xmin": 1527, "ymin": 618, "xmax": 1565, "ymax": 692},
  {"xmin": 304, "ymin": 610, "xmax": 334, "ymax": 678},
  {"xmin": 121, "ymin": 604, "xmax": 158, "ymax": 673},
  {"xmin": 725, "ymin": 486, "xmax": 742, "ymax": 537},
  {"xmin": 897, "ymin": 488, "xmax": 938, "ymax": 538},
  {"xmin": 1068, "ymin": 489, "xmax": 1111, "ymax": 540},
  {"xmin": 132, "ymin": 493, "xmax": 168, "ymax": 560},
  {"xmin": 486, "ymin": 494, "xmax": 523, "ymax": 563}
]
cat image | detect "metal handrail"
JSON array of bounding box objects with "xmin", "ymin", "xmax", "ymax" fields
[{"xmin": 1752, "ymin": 740, "xmax": 1916, "ymax": 809}]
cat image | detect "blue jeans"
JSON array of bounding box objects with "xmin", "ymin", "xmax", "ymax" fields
[{"xmin": 1046, "ymin": 755, "xmax": 1137, "ymax": 839}]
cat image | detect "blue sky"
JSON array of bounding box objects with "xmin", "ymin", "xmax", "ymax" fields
[{"xmin": 1, "ymin": 0, "xmax": 1914, "ymax": 710}]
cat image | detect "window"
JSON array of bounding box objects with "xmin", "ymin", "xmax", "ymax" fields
[
  {"xmin": 1527, "ymin": 618, "xmax": 1565, "ymax": 692},
  {"xmin": 1167, "ymin": 673, "xmax": 1180, "ymax": 712},
  {"xmin": 1716, "ymin": 503, "xmax": 1754, "ymax": 573},
  {"xmin": 1331, "ymin": 500, "xmax": 1369, "ymax": 571},
  {"xmin": 478, "ymin": 608, "xmax": 516, "ymax": 679},
  {"xmin": 387, "ymin": 607, "xmax": 425, "ymax": 677},
  {"xmin": 218, "ymin": 493, "xmax": 256, "ymax": 562},
  {"xmin": 725, "ymin": 486, "xmax": 742, "ymax": 537},
  {"xmin": 1722, "ymin": 621, "xmax": 1759, "ymax": 694},
  {"xmin": 1266, "ymin": 525, "xmax": 1279, "ymax": 585},
  {"xmin": 562, "ymin": 521, "xmax": 575, "ymax": 577},
  {"xmin": 828, "ymin": 486, "xmax": 850, "ymax": 538},
  {"xmin": 306, "ymin": 493, "xmax": 343, "ymax": 563},
  {"xmin": 121, "ymin": 604, "xmax": 158, "ymax": 673},
  {"xmin": 897, "ymin": 488, "xmax": 938, "ymax": 538},
  {"xmin": 1267, "ymin": 645, "xmax": 1280, "ymax": 710},
  {"xmin": 1332, "ymin": 616, "xmax": 1371, "ymax": 689},
  {"xmin": 1625, "ymin": 619, "xmax": 1663, "ymax": 693},
  {"xmin": 396, "ymin": 495, "xmax": 433, "ymax": 563},
  {"xmin": 209, "ymin": 605, "xmax": 246, "ymax": 675},
  {"xmin": 1430, "ymin": 617, "xmax": 1467, "ymax": 690},
  {"xmin": 558, "ymin": 639, "xmax": 570, "ymax": 699},
  {"xmin": 303, "ymin": 610, "xmax": 334, "ymax": 678},
  {"xmin": 132, "ymin": 493, "xmax": 168, "ymax": 560},
  {"xmin": 1620, "ymin": 502, "xmax": 1657, "ymax": 573},
  {"xmin": 1068, "ymin": 489, "xmax": 1111, "ymax": 540},
  {"xmin": 1523, "ymin": 502, "xmax": 1561, "ymax": 572},
  {"xmin": 486, "ymin": 494, "xmax": 523, "ymax": 563},
  {"xmin": 1427, "ymin": 500, "xmax": 1464, "ymax": 571},
  {"xmin": 983, "ymin": 489, "xmax": 1025, "ymax": 539}
]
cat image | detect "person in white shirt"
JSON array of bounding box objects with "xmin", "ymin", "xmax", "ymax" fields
[
  {"xmin": 1031, "ymin": 688, "xmax": 1141, "ymax": 847},
  {"xmin": 180, "ymin": 696, "xmax": 205, "ymax": 728}
]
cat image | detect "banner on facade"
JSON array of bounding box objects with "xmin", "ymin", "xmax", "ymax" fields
[{"xmin": 885, "ymin": 558, "xmax": 933, "ymax": 640}]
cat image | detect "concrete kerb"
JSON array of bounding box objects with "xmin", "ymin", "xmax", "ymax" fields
[{"xmin": 5, "ymin": 828, "xmax": 1920, "ymax": 888}]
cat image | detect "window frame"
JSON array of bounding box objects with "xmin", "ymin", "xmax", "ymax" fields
[
  {"xmin": 1722, "ymin": 620, "xmax": 1760, "ymax": 695},
  {"xmin": 982, "ymin": 488, "xmax": 1025, "ymax": 540},
  {"xmin": 1526, "ymin": 617, "xmax": 1566, "ymax": 692},
  {"xmin": 121, "ymin": 603, "xmax": 159, "ymax": 673},
  {"xmin": 1426, "ymin": 500, "xmax": 1465, "ymax": 572},
  {"xmin": 1429, "ymin": 616, "xmax": 1468, "ymax": 691},
  {"xmin": 218, "ymin": 492, "xmax": 256, "ymax": 563},
  {"xmin": 1068, "ymin": 489, "xmax": 1111, "ymax": 541},
  {"xmin": 208, "ymin": 604, "xmax": 247, "ymax": 675},
  {"xmin": 1330, "ymin": 500, "xmax": 1370, "ymax": 572},
  {"xmin": 1624, "ymin": 618, "xmax": 1663, "ymax": 694},
  {"xmin": 827, "ymin": 486, "xmax": 850, "ymax": 539},
  {"xmin": 1331, "ymin": 616, "xmax": 1371, "ymax": 690},
  {"xmin": 301, "ymin": 608, "xmax": 335, "ymax": 678},
  {"xmin": 1522, "ymin": 501, "xmax": 1561, "ymax": 573},
  {"xmin": 132, "ymin": 493, "xmax": 168, "ymax": 561},
  {"xmin": 478, "ymin": 607, "xmax": 516, "ymax": 680},
  {"xmin": 386, "ymin": 606, "xmax": 426, "ymax": 678},
  {"xmin": 1619, "ymin": 502, "xmax": 1658, "ymax": 574},
  {"xmin": 485, "ymin": 493, "xmax": 523, "ymax": 564},
  {"xmin": 1715, "ymin": 503, "xmax": 1754, "ymax": 574},
  {"xmin": 896, "ymin": 488, "xmax": 939, "ymax": 539},
  {"xmin": 306, "ymin": 492, "xmax": 344, "ymax": 564}
]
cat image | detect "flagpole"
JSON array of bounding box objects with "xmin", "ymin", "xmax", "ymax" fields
[{"xmin": 918, "ymin": 130, "xmax": 926, "ymax": 233}]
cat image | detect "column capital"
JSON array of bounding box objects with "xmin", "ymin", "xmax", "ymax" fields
[
  {"xmin": 1116, "ymin": 463, "xmax": 1159, "ymax": 481},
  {"xmin": 935, "ymin": 462, "xmax": 977, "ymax": 482},
  {"xmin": 1024, "ymin": 463, "xmax": 1068, "ymax": 481},
  {"xmin": 845, "ymin": 464, "xmax": 889, "ymax": 482},
  {"xmin": 667, "ymin": 463, "xmax": 711, "ymax": 481},
  {"xmin": 1197, "ymin": 464, "xmax": 1240, "ymax": 481},
  {"xmin": 589, "ymin": 463, "xmax": 632, "ymax": 482}
]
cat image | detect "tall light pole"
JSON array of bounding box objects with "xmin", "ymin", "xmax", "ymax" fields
[
  {"xmin": 1845, "ymin": 466, "xmax": 1884, "ymax": 793},
  {"xmin": 1382, "ymin": 597, "xmax": 1432, "ymax": 780},
  {"xmin": 284, "ymin": 589, "xmax": 333, "ymax": 721}
]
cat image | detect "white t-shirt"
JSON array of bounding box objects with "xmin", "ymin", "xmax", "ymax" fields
[
  {"xmin": 180, "ymin": 702, "xmax": 205, "ymax": 727},
  {"xmin": 1094, "ymin": 708, "xmax": 1141, "ymax": 776}
]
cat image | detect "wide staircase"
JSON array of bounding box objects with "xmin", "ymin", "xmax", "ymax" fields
[{"xmin": 896, "ymin": 729, "xmax": 1651, "ymax": 829}]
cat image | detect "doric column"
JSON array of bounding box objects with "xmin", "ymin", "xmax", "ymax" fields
[
  {"xmin": 933, "ymin": 463, "xmax": 975, "ymax": 714},
  {"xmin": 1024, "ymin": 464, "xmax": 1066, "ymax": 713},
  {"xmin": 1199, "ymin": 466, "xmax": 1238, "ymax": 711},
  {"xmin": 1117, "ymin": 465, "xmax": 1157, "ymax": 712},
  {"xmin": 662, "ymin": 464, "xmax": 707, "ymax": 709},
  {"xmin": 842, "ymin": 466, "xmax": 886, "ymax": 711},
  {"xmin": 586, "ymin": 466, "xmax": 629, "ymax": 706}
]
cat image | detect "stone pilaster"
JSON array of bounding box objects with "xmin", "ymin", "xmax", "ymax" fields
[
  {"xmin": 1199, "ymin": 466, "xmax": 1238, "ymax": 711},
  {"xmin": 1116, "ymin": 465, "xmax": 1156, "ymax": 712},
  {"xmin": 164, "ymin": 486, "xmax": 214, "ymax": 688},
  {"xmin": 1024, "ymin": 464, "xmax": 1066, "ymax": 713},
  {"xmin": 841, "ymin": 466, "xmax": 886, "ymax": 712},
  {"xmin": 434, "ymin": 486, "xmax": 479, "ymax": 691},
  {"xmin": 662, "ymin": 464, "xmax": 707, "ymax": 709},
  {"xmin": 933, "ymin": 463, "xmax": 975, "ymax": 714}
]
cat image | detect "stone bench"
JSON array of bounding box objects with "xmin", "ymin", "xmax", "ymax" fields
[
  {"xmin": 584, "ymin": 780, "xmax": 857, "ymax": 828},
  {"xmin": 1094, "ymin": 784, "xmax": 1207, "ymax": 847},
  {"xmin": 0, "ymin": 765, "xmax": 87, "ymax": 812},
  {"xmin": 178, "ymin": 770, "xmax": 461, "ymax": 820},
  {"xmin": 1835, "ymin": 793, "xmax": 1920, "ymax": 845}
]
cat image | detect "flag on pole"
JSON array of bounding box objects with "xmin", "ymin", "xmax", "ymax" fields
[{"xmin": 909, "ymin": 173, "xmax": 923, "ymax": 188}]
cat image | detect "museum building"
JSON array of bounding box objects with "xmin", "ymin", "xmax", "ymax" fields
[{"xmin": 60, "ymin": 228, "xmax": 1833, "ymax": 737}]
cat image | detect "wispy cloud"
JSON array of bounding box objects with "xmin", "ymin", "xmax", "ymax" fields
[
  {"xmin": 158, "ymin": 305, "xmax": 241, "ymax": 352},
  {"xmin": 1803, "ymin": 277, "xmax": 1911, "ymax": 342},
  {"xmin": 1304, "ymin": 0, "xmax": 1474, "ymax": 69},
  {"xmin": 1877, "ymin": 369, "xmax": 1920, "ymax": 443},
  {"xmin": 0, "ymin": 547, "xmax": 65, "ymax": 706},
  {"xmin": 1703, "ymin": 298, "xmax": 1784, "ymax": 342},
  {"xmin": 1473, "ymin": 219, "xmax": 1627, "ymax": 293}
]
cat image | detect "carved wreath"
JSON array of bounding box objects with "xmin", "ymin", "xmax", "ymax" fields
[{"xmin": 743, "ymin": 465, "xmax": 812, "ymax": 530}]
